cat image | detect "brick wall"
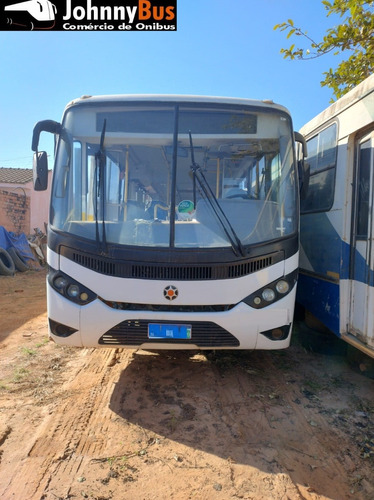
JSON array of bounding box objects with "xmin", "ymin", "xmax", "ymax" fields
[{"xmin": 0, "ymin": 189, "xmax": 30, "ymax": 235}]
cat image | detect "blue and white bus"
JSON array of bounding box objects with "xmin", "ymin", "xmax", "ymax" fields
[
  {"xmin": 32, "ymin": 95, "xmax": 305, "ymax": 350},
  {"xmin": 298, "ymin": 74, "xmax": 374, "ymax": 358}
]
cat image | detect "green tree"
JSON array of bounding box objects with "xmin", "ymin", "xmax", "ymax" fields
[{"xmin": 274, "ymin": 0, "xmax": 374, "ymax": 100}]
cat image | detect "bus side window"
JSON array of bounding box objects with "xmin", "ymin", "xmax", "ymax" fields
[{"xmin": 300, "ymin": 123, "xmax": 337, "ymax": 213}]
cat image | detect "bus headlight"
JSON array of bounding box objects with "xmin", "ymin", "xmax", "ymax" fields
[
  {"xmin": 67, "ymin": 284, "xmax": 80, "ymax": 298},
  {"xmin": 262, "ymin": 288, "xmax": 276, "ymax": 302},
  {"xmin": 276, "ymin": 280, "xmax": 290, "ymax": 294},
  {"xmin": 242, "ymin": 269, "xmax": 298, "ymax": 309},
  {"xmin": 54, "ymin": 276, "xmax": 68, "ymax": 290},
  {"xmin": 49, "ymin": 269, "xmax": 97, "ymax": 305}
]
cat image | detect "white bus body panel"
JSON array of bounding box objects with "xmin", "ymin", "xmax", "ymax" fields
[
  {"xmin": 47, "ymin": 250, "xmax": 297, "ymax": 350},
  {"xmin": 47, "ymin": 286, "xmax": 295, "ymax": 350}
]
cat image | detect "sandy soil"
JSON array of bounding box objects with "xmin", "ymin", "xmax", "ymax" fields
[{"xmin": 0, "ymin": 270, "xmax": 373, "ymax": 500}]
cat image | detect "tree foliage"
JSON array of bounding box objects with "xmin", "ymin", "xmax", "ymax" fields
[{"xmin": 274, "ymin": 0, "xmax": 374, "ymax": 100}]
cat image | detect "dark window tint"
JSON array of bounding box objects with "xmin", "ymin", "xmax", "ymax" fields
[
  {"xmin": 356, "ymin": 140, "xmax": 371, "ymax": 238},
  {"xmin": 301, "ymin": 123, "xmax": 337, "ymax": 213}
]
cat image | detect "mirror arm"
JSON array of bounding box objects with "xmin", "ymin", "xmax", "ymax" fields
[{"xmin": 32, "ymin": 119, "xmax": 62, "ymax": 152}]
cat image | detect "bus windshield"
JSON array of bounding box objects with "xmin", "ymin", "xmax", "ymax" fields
[{"xmin": 51, "ymin": 103, "xmax": 297, "ymax": 249}]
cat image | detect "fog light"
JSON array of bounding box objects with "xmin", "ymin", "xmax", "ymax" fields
[
  {"xmin": 276, "ymin": 280, "xmax": 290, "ymax": 294},
  {"xmin": 67, "ymin": 284, "xmax": 80, "ymax": 298},
  {"xmin": 49, "ymin": 319, "xmax": 78, "ymax": 338},
  {"xmin": 262, "ymin": 288, "xmax": 275, "ymax": 302},
  {"xmin": 260, "ymin": 324, "xmax": 291, "ymax": 341},
  {"xmin": 54, "ymin": 276, "xmax": 67, "ymax": 289},
  {"xmin": 271, "ymin": 328, "xmax": 285, "ymax": 340}
]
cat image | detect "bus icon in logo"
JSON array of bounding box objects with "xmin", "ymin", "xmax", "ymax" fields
[{"xmin": 5, "ymin": 0, "xmax": 57, "ymax": 30}]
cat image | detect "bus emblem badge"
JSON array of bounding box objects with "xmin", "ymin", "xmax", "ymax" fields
[{"xmin": 164, "ymin": 285, "xmax": 178, "ymax": 301}]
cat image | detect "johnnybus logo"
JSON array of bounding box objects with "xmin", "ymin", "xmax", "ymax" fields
[{"xmin": 1, "ymin": 0, "xmax": 177, "ymax": 31}]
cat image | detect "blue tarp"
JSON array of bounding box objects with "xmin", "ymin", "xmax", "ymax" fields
[{"xmin": 0, "ymin": 226, "xmax": 37, "ymax": 263}]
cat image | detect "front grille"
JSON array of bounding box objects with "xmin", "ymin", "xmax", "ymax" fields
[
  {"xmin": 69, "ymin": 250, "xmax": 280, "ymax": 281},
  {"xmin": 98, "ymin": 320, "xmax": 240, "ymax": 347},
  {"xmin": 73, "ymin": 252, "xmax": 116, "ymax": 275},
  {"xmin": 132, "ymin": 264, "xmax": 213, "ymax": 280},
  {"xmin": 228, "ymin": 255, "xmax": 273, "ymax": 278},
  {"xmin": 99, "ymin": 298, "xmax": 234, "ymax": 312}
]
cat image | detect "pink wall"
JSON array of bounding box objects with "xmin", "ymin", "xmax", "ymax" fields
[
  {"xmin": 0, "ymin": 171, "xmax": 52, "ymax": 234},
  {"xmin": 29, "ymin": 171, "xmax": 52, "ymax": 232}
]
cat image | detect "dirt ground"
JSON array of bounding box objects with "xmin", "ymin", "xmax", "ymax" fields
[{"xmin": 0, "ymin": 270, "xmax": 373, "ymax": 500}]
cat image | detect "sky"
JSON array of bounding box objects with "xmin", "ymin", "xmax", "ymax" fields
[{"xmin": 0, "ymin": 0, "xmax": 346, "ymax": 169}]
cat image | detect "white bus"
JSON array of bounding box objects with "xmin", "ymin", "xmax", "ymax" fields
[
  {"xmin": 32, "ymin": 95, "xmax": 305, "ymax": 349},
  {"xmin": 297, "ymin": 74, "xmax": 374, "ymax": 358}
]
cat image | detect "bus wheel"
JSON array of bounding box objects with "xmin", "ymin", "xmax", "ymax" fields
[
  {"xmin": 346, "ymin": 346, "xmax": 374, "ymax": 379},
  {"xmin": 296, "ymin": 321, "xmax": 346, "ymax": 356},
  {"xmin": 304, "ymin": 310, "xmax": 330, "ymax": 333}
]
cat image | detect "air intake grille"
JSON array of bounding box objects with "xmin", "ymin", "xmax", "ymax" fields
[
  {"xmin": 70, "ymin": 250, "xmax": 280, "ymax": 281},
  {"xmin": 131, "ymin": 264, "xmax": 213, "ymax": 280},
  {"xmin": 73, "ymin": 252, "xmax": 116, "ymax": 275},
  {"xmin": 228, "ymin": 255, "xmax": 273, "ymax": 278},
  {"xmin": 99, "ymin": 320, "xmax": 240, "ymax": 347}
]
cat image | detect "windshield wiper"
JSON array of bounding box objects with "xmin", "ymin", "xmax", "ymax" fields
[
  {"xmin": 95, "ymin": 119, "xmax": 107, "ymax": 255},
  {"xmin": 189, "ymin": 131, "xmax": 245, "ymax": 257}
]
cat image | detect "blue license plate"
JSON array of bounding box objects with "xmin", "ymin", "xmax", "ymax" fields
[{"xmin": 148, "ymin": 324, "xmax": 192, "ymax": 340}]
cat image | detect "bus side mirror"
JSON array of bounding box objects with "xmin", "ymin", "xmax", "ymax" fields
[
  {"xmin": 294, "ymin": 132, "xmax": 308, "ymax": 158},
  {"xmin": 299, "ymin": 161, "xmax": 310, "ymax": 200},
  {"xmin": 32, "ymin": 119, "xmax": 62, "ymax": 192},
  {"xmin": 33, "ymin": 151, "xmax": 48, "ymax": 191},
  {"xmin": 294, "ymin": 132, "xmax": 309, "ymax": 199}
]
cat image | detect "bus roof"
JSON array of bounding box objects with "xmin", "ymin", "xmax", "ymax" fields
[
  {"xmin": 65, "ymin": 94, "xmax": 291, "ymax": 115},
  {"xmin": 300, "ymin": 73, "xmax": 374, "ymax": 138}
]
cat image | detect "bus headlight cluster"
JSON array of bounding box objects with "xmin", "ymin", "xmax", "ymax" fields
[
  {"xmin": 49, "ymin": 269, "xmax": 97, "ymax": 305},
  {"xmin": 243, "ymin": 270, "xmax": 297, "ymax": 309}
]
